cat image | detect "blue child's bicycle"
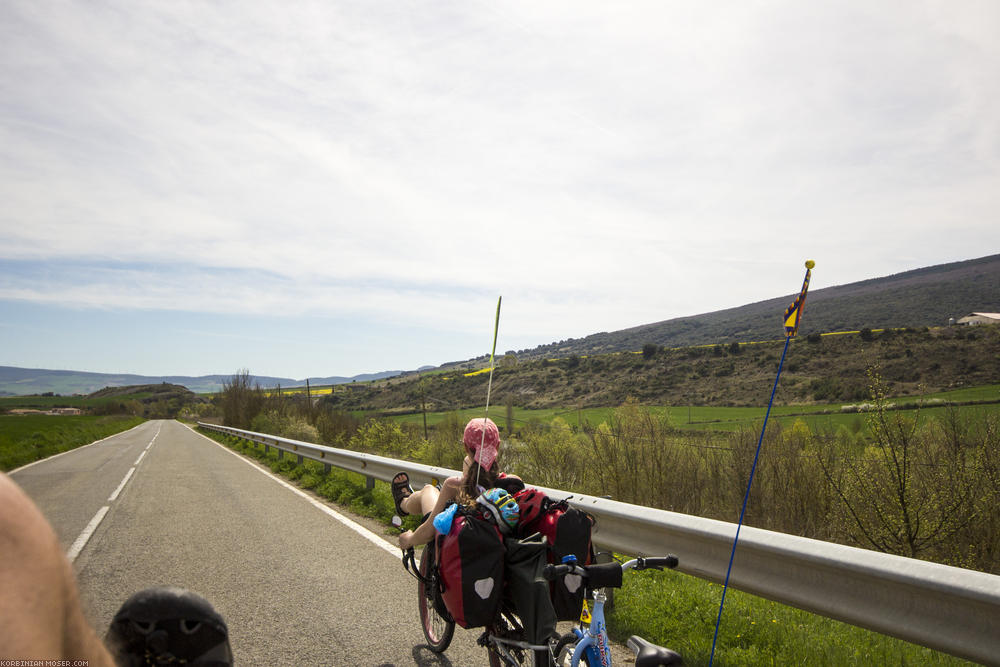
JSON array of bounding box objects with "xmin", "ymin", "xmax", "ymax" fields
[{"xmin": 545, "ymin": 555, "xmax": 684, "ymax": 667}]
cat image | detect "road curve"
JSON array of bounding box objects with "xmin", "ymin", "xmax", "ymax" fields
[{"xmin": 13, "ymin": 420, "xmax": 488, "ymax": 665}]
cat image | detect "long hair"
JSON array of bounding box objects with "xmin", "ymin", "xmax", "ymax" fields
[{"xmin": 460, "ymin": 459, "xmax": 500, "ymax": 503}]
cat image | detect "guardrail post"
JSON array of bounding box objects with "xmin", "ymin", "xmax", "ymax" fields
[
  {"xmin": 277, "ymin": 449, "xmax": 284, "ymax": 460},
  {"xmin": 366, "ymin": 476, "xmax": 375, "ymax": 491},
  {"xmin": 324, "ymin": 463, "xmax": 331, "ymax": 475},
  {"xmin": 265, "ymin": 444, "xmax": 270, "ymax": 455}
]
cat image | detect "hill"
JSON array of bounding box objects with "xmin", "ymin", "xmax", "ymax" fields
[
  {"xmin": 502, "ymin": 254, "xmax": 1000, "ymax": 362},
  {"xmin": 0, "ymin": 383, "xmax": 207, "ymax": 419},
  {"xmin": 0, "ymin": 367, "xmax": 402, "ymax": 397},
  {"xmin": 3, "ymin": 254, "xmax": 997, "ymax": 397},
  {"xmin": 332, "ymin": 325, "xmax": 1000, "ymax": 412}
]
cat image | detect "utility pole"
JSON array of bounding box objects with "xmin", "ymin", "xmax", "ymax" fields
[{"xmin": 421, "ymin": 384, "xmax": 428, "ymax": 440}]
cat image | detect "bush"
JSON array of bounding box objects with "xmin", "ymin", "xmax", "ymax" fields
[
  {"xmin": 349, "ymin": 419, "xmax": 412, "ymax": 459},
  {"xmin": 250, "ymin": 411, "xmax": 320, "ymax": 444},
  {"xmin": 412, "ymin": 412, "xmax": 465, "ymax": 468}
]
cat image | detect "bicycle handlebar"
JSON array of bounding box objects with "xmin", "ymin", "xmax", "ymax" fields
[
  {"xmin": 401, "ymin": 546, "xmax": 419, "ymax": 578},
  {"xmin": 543, "ymin": 555, "xmax": 678, "ymax": 585},
  {"xmin": 634, "ymin": 556, "xmax": 679, "ymax": 570}
]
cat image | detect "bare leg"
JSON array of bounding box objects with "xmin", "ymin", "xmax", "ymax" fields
[
  {"xmin": 400, "ymin": 483, "xmax": 440, "ymax": 517},
  {"xmin": 0, "ymin": 473, "xmax": 114, "ymax": 665},
  {"xmin": 399, "ymin": 477, "xmax": 463, "ymax": 550}
]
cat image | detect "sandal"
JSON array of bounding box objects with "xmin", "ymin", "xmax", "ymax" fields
[{"xmin": 391, "ymin": 472, "xmax": 413, "ymax": 516}]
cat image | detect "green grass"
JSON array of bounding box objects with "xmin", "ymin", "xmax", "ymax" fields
[
  {"xmin": 611, "ymin": 566, "xmax": 971, "ymax": 665},
  {"xmin": 0, "ymin": 414, "xmax": 146, "ymax": 471},
  {"xmin": 0, "ymin": 393, "xmax": 154, "ymax": 409},
  {"xmin": 382, "ymin": 384, "xmax": 1000, "ymax": 435},
  {"xmin": 920, "ymin": 383, "xmax": 1000, "ymax": 402}
]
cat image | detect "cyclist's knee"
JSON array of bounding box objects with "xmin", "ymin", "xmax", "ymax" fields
[
  {"xmin": 0, "ymin": 473, "xmax": 113, "ymax": 664},
  {"xmin": 0, "ymin": 473, "xmax": 64, "ymax": 580}
]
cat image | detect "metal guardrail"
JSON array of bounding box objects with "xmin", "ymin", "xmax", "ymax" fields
[{"xmin": 198, "ymin": 422, "xmax": 1000, "ymax": 665}]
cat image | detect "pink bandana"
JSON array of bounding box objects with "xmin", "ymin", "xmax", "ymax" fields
[{"xmin": 463, "ymin": 418, "xmax": 500, "ymax": 470}]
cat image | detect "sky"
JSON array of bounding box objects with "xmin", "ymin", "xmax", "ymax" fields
[{"xmin": 1, "ymin": 1, "xmax": 999, "ymax": 380}]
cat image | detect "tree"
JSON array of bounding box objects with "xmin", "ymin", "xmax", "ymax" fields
[
  {"xmin": 220, "ymin": 369, "xmax": 265, "ymax": 429},
  {"xmin": 642, "ymin": 344, "xmax": 659, "ymax": 359},
  {"xmin": 817, "ymin": 368, "xmax": 975, "ymax": 558}
]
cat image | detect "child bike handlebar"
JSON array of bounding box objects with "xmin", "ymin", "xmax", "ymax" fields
[{"xmin": 543, "ymin": 555, "xmax": 679, "ymax": 583}]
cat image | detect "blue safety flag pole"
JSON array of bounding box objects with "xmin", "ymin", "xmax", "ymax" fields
[{"xmin": 709, "ymin": 261, "xmax": 814, "ymax": 666}]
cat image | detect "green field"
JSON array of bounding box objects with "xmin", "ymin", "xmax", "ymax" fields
[
  {"xmin": 0, "ymin": 414, "xmax": 145, "ymax": 471},
  {"xmin": 0, "ymin": 393, "xmax": 156, "ymax": 410},
  {"xmin": 380, "ymin": 384, "xmax": 1000, "ymax": 435}
]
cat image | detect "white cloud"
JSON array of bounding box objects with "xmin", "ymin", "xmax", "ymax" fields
[{"xmin": 2, "ymin": 0, "xmax": 999, "ymax": 369}]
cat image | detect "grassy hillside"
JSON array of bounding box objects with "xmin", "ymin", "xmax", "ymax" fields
[
  {"xmin": 501, "ymin": 254, "xmax": 1000, "ymax": 362},
  {"xmin": 329, "ymin": 325, "xmax": 1000, "ymax": 412},
  {"xmin": 0, "ymin": 366, "xmax": 404, "ymax": 396},
  {"xmin": 0, "ymin": 383, "xmax": 207, "ymax": 419}
]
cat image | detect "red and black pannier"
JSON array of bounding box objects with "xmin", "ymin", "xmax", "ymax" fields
[{"xmin": 435, "ymin": 505, "xmax": 506, "ymax": 628}]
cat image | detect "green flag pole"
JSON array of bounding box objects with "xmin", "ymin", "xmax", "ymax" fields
[{"xmin": 476, "ymin": 297, "xmax": 502, "ymax": 488}]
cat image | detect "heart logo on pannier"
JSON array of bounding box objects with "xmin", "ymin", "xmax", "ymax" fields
[
  {"xmin": 564, "ymin": 573, "xmax": 583, "ymax": 593},
  {"xmin": 474, "ymin": 577, "xmax": 495, "ymax": 600}
]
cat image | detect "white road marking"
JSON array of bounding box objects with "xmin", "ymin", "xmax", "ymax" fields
[
  {"xmin": 190, "ymin": 427, "xmax": 401, "ymax": 557},
  {"xmin": 60, "ymin": 423, "xmax": 161, "ymax": 560},
  {"xmin": 109, "ymin": 467, "xmax": 136, "ymax": 502},
  {"xmin": 67, "ymin": 505, "xmax": 110, "ymax": 563}
]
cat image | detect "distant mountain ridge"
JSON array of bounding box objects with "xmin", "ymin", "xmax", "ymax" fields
[
  {"xmin": 0, "ymin": 366, "xmax": 402, "ymax": 397},
  {"xmin": 3, "ymin": 254, "xmax": 997, "ymax": 396},
  {"xmin": 504, "ymin": 254, "xmax": 1000, "ymax": 361}
]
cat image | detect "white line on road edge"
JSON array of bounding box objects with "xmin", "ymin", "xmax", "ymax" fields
[
  {"xmin": 109, "ymin": 467, "xmax": 136, "ymax": 502},
  {"xmin": 67, "ymin": 506, "xmax": 110, "ymax": 563},
  {"xmin": 191, "ymin": 427, "xmax": 400, "ymax": 557}
]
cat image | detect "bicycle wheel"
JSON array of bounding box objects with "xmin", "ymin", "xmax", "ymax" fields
[
  {"xmin": 486, "ymin": 611, "xmax": 519, "ymax": 667},
  {"xmin": 487, "ymin": 610, "xmax": 553, "ymax": 667},
  {"xmin": 554, "ymin": 633, "xmax": 588, "ymax": 666},
  {"xmin": 418, "ymin": 542, "xmax": 454, "ymax": 652}
]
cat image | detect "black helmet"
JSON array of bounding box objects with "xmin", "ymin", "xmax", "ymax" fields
[{"xmin": 105, "ymin": 587, "xmax": 233, "ymax": 666}]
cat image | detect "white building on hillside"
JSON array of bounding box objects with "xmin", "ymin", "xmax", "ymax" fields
[{"xmin": 956, "ymin": 312, "xmax": 1000, "ymax": 326}]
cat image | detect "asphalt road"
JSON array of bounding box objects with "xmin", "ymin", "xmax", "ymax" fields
[{"xmin": 11, "ymin": 419, "xmax": 489, "ymax": 666}]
